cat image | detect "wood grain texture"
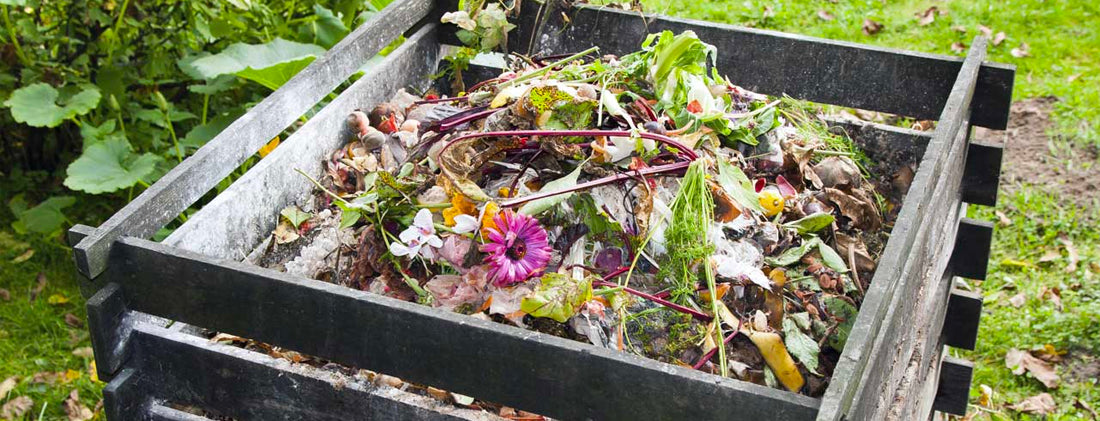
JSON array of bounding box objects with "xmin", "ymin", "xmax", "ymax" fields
[
  {"xmin": 817, "ymin": 37, "xmax": 988, "ymax": 421},
  {"xmin": 72, "ymin": 0, "xmax": 435, "ymax": 279},
  {"xmin": 505, "ymin": 2, "xmax": 1014, "ymax": 129},
  {"xmin": 164, "ymin": 24, "xmax": 442, "ymax": 261},
  {"xmin": 104, "ymin": 236, "xmax": 821, "ymax": 421},
  {"xmin": 944, "ymin": 288, "xmax": 983, "ymax": 350}
]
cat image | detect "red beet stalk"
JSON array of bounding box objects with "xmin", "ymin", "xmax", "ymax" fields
[
  {"xmin": 692, "ymin": 325, "xmax": 741, "ymax": 370},
  {"xmin": 439, "ymin": 129, "xmax": 699, "ymax": 161},
  {"xmin": 593, "ymin": 280, "xmax": 712, "ymax": 322},
  {"xmin": 414, "ymin": 96, "xmax": 469, "ymax": 105},
  {"xmin": 499, "ymin": 161, "xmax": 690, "ymax": 208}
]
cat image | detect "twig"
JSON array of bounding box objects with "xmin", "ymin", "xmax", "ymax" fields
[
  {"xmin": 692, "ymin": 319, "xmax": 742, "ymax": 370},
  {"xmin": 848, "ymin": 246, "xmax": 864, "ymax": 296}
]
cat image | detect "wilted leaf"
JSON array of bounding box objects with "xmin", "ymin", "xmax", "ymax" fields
[
  {"xmin": 272, "ymin": 221, "xmax": 300, "ymax": 244},
  {"xmin": 189, "ymin": 38, "xmax": 326, "ymax": 90},
  {"xmin": 822, "ymin": 295, "xmax": 857, "ymax": 350},
  {"xmin": 862, "ymin": 19, "xmax": 883, "ymax": 36},
  {"xmin": 64, "ymin": 389, "xmax": 94, "ymax": 421},
  {"xmin": 64, "ymin": 138, "xmax": 163, "ymax": 194},
  {"xmin": 783, "ymin": 213, "xmax": 835, "ymax": 234},
  {"xmin": 915, "ymin": 6, "xmax": 937, "ymax": 26},
  {"xmin": 0, "ymin": 289, "xmax": 9, "ymax": 301},
  {"xmin": 766, "ymin": 238, "xmax": 817, "ymax": 267},
  {"xmin": 518, "ymin": 163, "xmax": 585, "ymax": 216},
  {"xmin": 521, "ymin": 273, "xmax": 593, "ymax": 323},
  {"xmin": 1005, "ymin": 348, "xmax": 1059, "ymax": 388},
  {"xmin": 1060, "ymin": 236, "xmax": 1078, "ymax": 273},
  {"xmin": 951, "ymin": 42, "xmax": 968, "ymax": 54},
  {"xmin": 1008, "ymin": 292, "xmax": 1026, "ymax": 308},
  {"xmin": 1009, "ymin": 393, "xmax": 1056, "ymax": 415},
  {"xmin": 817, "ymin": 10, "xmax": 834, "ymax": 20},
  {"xmin": 717, "ymin": 158, "xmax": 766, "ymax": 213},
  {"xmin": 280, "ymin": 205, "xmax": 312, "ymax": 229},
  {"xmin": 4, "ymin": 83, "xmax": 101, "ymax": 128},
  {"xmin": 0, "ymin": 396, "xmax": 33, "ymax": 419},
  {"xmin": 782, "ymin": 317, "xmax": 821, "ymax": 375},
  {"xmin": 743, "ymin": 329, "xmax": 804, "ymax": 392},
  {"xmin": 11, "ymin": 249, "xmax": 34, "ymax": 263},
  {"xmin": 978, "ymin": 25, "xmax": 993, "ymax": 37},
  {"xmin": 0, "ymin": 376, "xmax": 17, "ymax": 399},
  {"xmin": 993, "ymin": 32, "xmax": 1007, "ymax": 46},
  {"xmin": 1011, "ymin": 42, "xmax": 1030, "ymax": 58}
]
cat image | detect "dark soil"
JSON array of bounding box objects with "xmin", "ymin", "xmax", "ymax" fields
[{"xmin": 973, "ymin": 97, "xmax": 1100, "ymax": 209}]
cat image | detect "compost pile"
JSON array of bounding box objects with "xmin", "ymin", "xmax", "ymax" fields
[{"xmin": 259, "ymin": 30, "xmax": 900, "ymax": 398}]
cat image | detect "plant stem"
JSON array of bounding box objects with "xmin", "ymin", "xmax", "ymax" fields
[
  {"xmin": 414, "ymin": 96, "xmax": 469, "ymax": 105},
  {"xmin": 201, "ymin": 94, "xmax": 209, "ymax": 125},
  {"xmin": 294, "ymin": 168, "xmax": 348, "ymax": 204},
  {"xmin": 500, "ymin": 160, "xmax": 689, "ymax": 209},
  {"xmin": 692, "ymin": 323, "xmax": 741, "ymax": 370},
  {"xmin": 107, "ymin": 0, "xmax": 132, "ymax": 61},
  {"xmin": 164, "ymin": 111, "xmax": 183, "ymax": 163},
  {"xmin": 497, "ymin": 46, "xmax": 600, "ymax": 90},
  {"xmin": 593, "ymin": 280, "xmax": 712, "ymax": 322},
  {"xmin": 1, "ymin": 5, "xmax": 30, "ymax": 67}
]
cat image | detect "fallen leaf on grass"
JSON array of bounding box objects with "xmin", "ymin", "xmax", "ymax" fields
[
  {"xmin": 1008, "ymin": 293, "xmax": 1026, "ymax": 308},
  {"xmin": 72, "ymin": 347, "xmax": 94, "ymax": 359},
  {"xmin": 1006, "ymin": 348, "xmax": 1060, "ymax": 388},
  {"xmin": 0, "ymin": 288, "xmax": 9, "ymax": 301},
  {"xmin": 1038, "ymin": 249, "xmax": 1060, "ymax": 263},
  {"xmin": 817, "ymin": 10, "xmax": 834, "ymax": 20},
  {"xmin": 30, "ymin": 371, "xmax": 61, "ymax": 385},
  {"xmin": 994, "ymin": 211, "xmax": 1012, "ymax": 226},
  {"xmin": 1031, "ymin": 344, "xmax": 1065, "ymax": 363},
  {"xmin": 1011, "ymin": 42, "xmax": 1030, "ymax": 58},
  {"xmin": 762, "ymin": 6, "xmax": 775, "ymax": 19},
  {"xmin": 862, "ymin": 19, "xmax": 884, "ymax": 36},
  {"xmin": 1009, "ymin": 392, "xmax": 1056, "ymax": 415},
  {"xmin": 915, "ymin": 7, "xmax": 938, "ymax": 26},
  {"xmin": 1059, "ymin": 236, "xmax": 1078, "ymax": 273},
  {"xmin": 977, "ymin": 384, "xmax": 994, "ymax": 407},
  {"xmin": 11, "ymin": 249, "xmax": 34, "ymax": 263},
  {"xmin": 1067, "ymin": 73, "xmax": 1082, "ymax": 83},
  {"xmin": 0, "ymin": 396, "xmax": 33, "ymax": 419},
  {"xmin": 30, "ymin": 272, "xmax": 47, "ymax": 301},
  {"xmin": 952, "ymin": 25, "xmax": 967, "ymax": 33},
  {"xmin": 0, "ymin": 376, "xmax": 17, "ymax": 399},
  {"xmin": 65, "ymin": 313, "xmax": 83, "ymax": 328},
  {"xmin": 64, "ymin": 389, "xmax": 94, "ymax": 421},
  {"xmin": 1040, "ymin": 287, "xmax": 1063, "ymax": 311},
  {"xmin": 951, "ymin": 42, "xmax": 968, "ymax": 54},
  {"xmin": 48, "ymin": 293, "xmax": 70, "ymax": 305},
  {"xmin": 993, "ymin": 32, "xmax": 1007, "ymax": 46},
  {"xmin": 978, "ymin": 25, "xmax": 993, "ymax": 37},
  {"xmin": 272, "ymin": 220, "xmax": 300, "ymax": 244}
]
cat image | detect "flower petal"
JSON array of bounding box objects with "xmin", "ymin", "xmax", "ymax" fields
[{"xmin": 452, "ymin": 214, "xmax": 479, "ymax": 234}]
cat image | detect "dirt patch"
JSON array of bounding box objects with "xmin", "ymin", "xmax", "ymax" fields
[
  {"xmin": 973, "ymin": 97, "xmax": 1100, "ymax": 209},
  {"xmin": 1064, "ymin": 350, "xmax": 1100, "ymax": 385}
]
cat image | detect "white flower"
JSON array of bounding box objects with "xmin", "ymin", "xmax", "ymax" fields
[
  {"xmin": 452, "ymin": 214, "xmax": 479, "ymax": 234},
  {"xmin": 389, "ymin": 209, "xmax": 443, "ymax": 258}
]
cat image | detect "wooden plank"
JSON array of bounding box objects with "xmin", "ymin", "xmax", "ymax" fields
[
  {"xmin": 103, "ymin": 237, "xmax": 821, "ymax": 421},
  {"xmin": 102, "ymin": 368, "xmax": 145, "ymax": 420},
  {"xmin": 502, "ymin": 2, "xmax": 1014, "ymax": 130},
  {"xmin": 71, "ymin": 0, "xmax": 435, "ymax": 279},
  {"xmin": 148, "ymin": 404, "xmax": 217, "ymax": 421},
  {"xmin": 126, "ymin": 323, "xmax": 495, "ymax": 420},
  {"xmin": 943, "ymin": 288, "xmax": 983, "ymax": 350},
  {"xmin": 818, "ymin": 37, "xmax": 988, "ymax": 421},
  {"xmin": 950, "ymin": 218, "xmax": 995, "ymax": 280},
  {"xmin": 164, "ymin": 24, "xmax": 442, "ymax": 260},
  {"xmin": 932, "ymin": 357, "xmax": 974, "ymax": 416},
  {"xmin": 961, "ymin": 141, "xmax": 1003, "ymax": 206}
]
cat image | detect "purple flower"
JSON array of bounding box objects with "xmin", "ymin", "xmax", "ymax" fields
[{"xmin": 480, "ymin": 210, "xmax": 552, "ymax": 287}]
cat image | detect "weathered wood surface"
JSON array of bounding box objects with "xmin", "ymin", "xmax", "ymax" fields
[
  {"xmin": 112, "ymin": 319, "xmax": 498, "ymax": 420},
  {"xmin": 932, "ymin": 357, "xmax": 974, "ymax": 416},
  {"xmin": 164, "ymin": 24, "xmax": 442, "ymax": 260},
  {"xmin": 497, "ymin": 1, "xmax": 1013, "ymax": 130},
  {"xmin": 944, "ymin": 288, "xmax": 983, "ymax": 350},
  {"xmin": 103, "ymin": 236, "xmax": 821, "ymax": 421},
  {"xmin": 71, "ymin": 0, "xmax": 435, "ymax": 279},
  {"xmin": 817, "ymin": 37, "xmax": 988, "ymax": 421}
]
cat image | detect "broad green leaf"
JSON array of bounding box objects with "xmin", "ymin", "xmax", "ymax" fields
[
  {"xmin": 817, "ymin": 242, "xmax": 849, "ymax": 272},
  {"xmin": 79, "ymin": 120, "xmax": 126, "ymax": 149},
  {"xmin": 280, "ymin": 205, "xmax": 312, "ymax": 229},
  {"xmin": 518, "ymin": 163, "xmax": 586, "ymax": 216},
  {"xmin": 520, "ymin": 273, "xmax": 593, "ymax": 323},
  {"xmin": 782, "ymin": 316, "xmax": 821, "ymax": 375},
  {"xmin": 0, "ymin": 0, "xmax": 28, "ymax": 6},
  {"xmin": 716, "ymin": 158, "xmax": 766, "ymax": 213},
  {"xmin": 784, "ymin": 212, "xmax": 835, "ymax": 234},
  {"xmin": 4, "ymin": 83, "xmax": 101, "ymax": 128},
  {"xmin": 187, "ymin": 74, "xmax": 237, "ymax": 95},
  {"xmin": 189, "ymin": 38, "xmax": 326, "ymax": 90},
  {"xmin": 64, "ymin": 138, "xmax": 163, "ymax": 194},
  {"xmin": 339, "ymin": 209, "xmax": 361, "ymax": 230},
  {"xmin": 765, "ymin": 238, "xmax": 818, "ymax": 267},
  {"xmin": 310, "ymin": 5, "xmax": 349, "ymax": 48},
  {"xmin": 822, "ymin": 295, "xmax": 858, "ymax": 350},
  {"xmin": 14, "ymin": 196, "xmax": 75, "ymax": 234},
  {"xmin": 180, "ymin": 111, "xmax": 243, "ymax": 152}
]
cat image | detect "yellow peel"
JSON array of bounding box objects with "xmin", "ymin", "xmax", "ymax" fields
[{"xmin": 742, "ymin": 329, "xmax": 805, "ymax": 392}]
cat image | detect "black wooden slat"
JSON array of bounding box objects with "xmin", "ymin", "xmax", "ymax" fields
[
  {"xmin": 961, "ymin": 141, "xmax": 1004, "ymax": 206},
  {"xmin": 127, "ymin": 323, "xmax": 485, "ymax": 420},
  {"xmin": 943, "ymin": 288, "xmax": 983, "ymax": 350},
  {"xmin": 164, "ymin": 24, "xmax": 443, "ymax": 261},
  {"xmin": 102, "ymin": 368, "xmax": 144, "ymax": 420},
  {"xmin": 72, "ymin": 0, "xmax": 435, "ymax": 279},
  {"xmin": 932, "ymin": 357, "xmax": 974, "ymax": 416},
  {"xmin": 104, "ymin": 237, "xmax": 820, "ymax": 421},
  {"xmin": 950, "ymin": 218, "xmax": 995, "ymax": 280},
  {"xmin": 499, "ymin": 2, "xmax": 1013, "ymax": 130},
  {"xmin": 818, "ymin": 37, "xmax": 988, "ymax": 421}
]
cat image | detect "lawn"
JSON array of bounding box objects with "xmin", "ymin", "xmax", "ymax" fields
[{"xmin": 2, "ymin": 0, "xmax": 1098, "ymax": 419}]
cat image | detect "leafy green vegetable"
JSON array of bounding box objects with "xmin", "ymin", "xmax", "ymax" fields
[
  {"xmin": 817, "ymin": 242, "xmax": 849, "ymax": 272},
  {"xmin": 783, "ymin": 316, "xmax": 821, "ymax": 375},
  {"xmin": 4, "ymin": 83, "xmax": 101, "ymax": 128},
  {"xmin": 64, "ymin": 138, "xmax": 163, "ymax": 194},
  {"xmin": 822, "ymin": 295, "xmax": 858, "ymax": 350},
  {"xmin": 766, "ymin": 238, "xmax": 817, "ymax": 267},
  {"xmin": 519, "ymin": 163, "xmax": 586, "ymax": 216},
  {"xmin": 716, "ymin": 158, "xmax": 766, "ymax": 213},
  {"xmin": 784, "ymin": 213, "xmax": 836, "ymax": 234},
  {"xmin": 521, "ymin": 273, "xmax": 593, "ymax": 323}
]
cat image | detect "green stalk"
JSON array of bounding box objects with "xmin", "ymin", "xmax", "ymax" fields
[
  {"xmin": 164, "ymin": 111, "xmax": 183, "ymax": 163},
  {"xmin": 492, "ymin": 46, "xmax": 600, "ymax": 91},
  {"xmin": 201, "ymin": 94, "xmax": 209, "ymax": 125},
  {"xmin": 1, "ymin": 5, "xmax": 30, "ymax": 67},
  {"xmin": 107, "ymin": 0, "xmax": 132, "ymax": 61}
]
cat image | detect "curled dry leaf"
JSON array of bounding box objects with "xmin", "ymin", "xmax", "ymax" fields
[
  {"xmin": 951, "ymin": 42, "xmax": 968, "ymax": 54},
  {"xmin": 64, "ymin": 313, "xmax": 83, "ymax": 328},
  {"xmin": 813, "ymin": 156, "xmax": 862, "ymax": 190},
  {"xmin": 65, "ymin": 389, "xmax": 94, "ymax": 421},
  {"xmin": 1011, "ymin": 42, "xmax": 1030, "ymax": 58},
  {"xmin": 1005, "ymin": 348, "xmax": 1060, "ymax": 388},
  {"xmin": 952, "ymin": 25, "xmax": 968, "ymax": 33},
  {"xmin": 978, "ymin": 25, "xmax": 993, "ymax": 37},
  {"xmin": 1008, "ymin": 292, "xmax": 1026, "ymax": 308},
  {"xmin": 0, "ymin": 376, "xmax": 17, "ymax": 399},
  {"xmin": 823, "ymin": 188, "xmax": 881, "ymax": 231},
  {"xmin": 862, "ymin": 19, "xmax": 883, "ymax": 36},
  {"xmin": 817, "ymin": 10, "xmax": 834, "ymax": 21},
  {"xmin": 993, "ymin": 32, "xmax": 1007, "ymax": 46},
  {"xmin": 915, "ymin": 7, "xmax": 937, "ymax": 26},
  {"xmin": 1059, "ymin": 236, "xmax": 1079, "ymax": 273},
  {"xmin": 994, "ymin": 210, "xmax": 1012, "ymax": 226},
  {"xmin": 1009, "ymin": 392, "xmax": 1057, "ymax": 415},
  {"xmin": 0, "ymin": 396, "xmax": 33, "ymax": 419}
]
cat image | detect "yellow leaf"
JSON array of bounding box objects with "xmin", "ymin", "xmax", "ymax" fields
[
  {"xmin": 258, "ymin": 136, "xmax": 280, "ymax": 158},
  {"xmin": 89, "ymin": 361, "xmax": 100, "ymax": 383},
  {"xmin": 743, "ymin": 329, "xmax": 805, "ymax": 392},
  {"xmin": 63, "ymin": 369, "xmax": 81, "ymax": 383},
  {"xmin": 47, "ymin": 294, "xmax": 70, "ymax": 305}
]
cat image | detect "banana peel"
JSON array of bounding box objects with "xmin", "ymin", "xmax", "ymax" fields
[{"xmin": 742, "ymin": 328, "xmax": 805, "ymax": 392}]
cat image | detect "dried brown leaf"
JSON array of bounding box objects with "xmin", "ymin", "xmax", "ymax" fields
[
  {"xmin": 862, "ymin": 19, "xmax": 883, "ymax": 36},
  {"xmin": 1038, "ymin": 249, "xmax": 1061, "ymax": 263},
  {"xmin": 993, "ymin": 31, "xmax": 1007, "ymax": 46},
  {"xmin": 915, "ymin": 6, "xmax": 937, "ymax": 26},
  {"xmin": 1075, "ymin": 398, "xmax": 1099, "ymax": 419},
  {"xmin": 30, "ymin": 371, "xmax": 61, "ymax": 385},
  {"xmin": 1008, "ymin": 292, "xmax": 1026, "ymax": 308},
  {"xmin": 1011, "ymin": 42, "xmax": 1030, "ymax": 58},
  {"xmin": 30, "ymin": 272, "xmax": 47, "ymax": 301},
  {"xmin": 0, "ymin": 396, "xmax": 33, "ymax": 419},
  {"xmin": 272, "ymin": 220, "xmax": 300, "ymax": 245},
  {"xmin": 64, "ymin": 389, "xmax": 94, "ymax": 421},
  {"xmin": 951, "ymin": 42, "xmax": 968, "ymax": 54},
  {"xmin": 0, "ymin": 288, "xmax": 9, "ymax": 301},
  {"xmin": 978, "ymin": 25, "xmax": 993, "ymax": 37},
  {"xmin": 1060, "ymin": 236, "xmax": 1079, "ymax": 273},
  {"xmin": 1040, "ymin": 287, "xmax": 1063, "ymax": 311},
  {"xmin": 64, "ymin": 313, "xmax": 83, "ymax": 328},
  {"xmin": 995, "ymin": 210, "xmax": 1012, "ymax": 226},
  {"xmin": 762, "ymin": 6, "xmax": 775, "ymax": 19},
  {"xmin": 0, "ymin": 376, "xmax": 17, "ymax": 399},
  {"xmin": 952, "ymin": 25, "xmax": 968, "ymax": 33},
  {"xmin": 1009, "ymin": 393, "xmax": 1057, "ymax": 415},
  {"xmin": 817, "ymin": 10, "xmax": 834, "ymax": 20},
  {"xmin": 1005, "ymin": 348, "xmax": 1060, "ymax": 388}
]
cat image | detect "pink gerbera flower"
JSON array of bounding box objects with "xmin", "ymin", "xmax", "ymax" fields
[{"xmin": 480, "ymin": 210, "xmax": 552, "ymax": 287}]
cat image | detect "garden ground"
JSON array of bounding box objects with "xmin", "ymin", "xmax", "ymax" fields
[{"xmin": 2, "ymin": 0, "xmax": 1098, "ymax": 419}]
